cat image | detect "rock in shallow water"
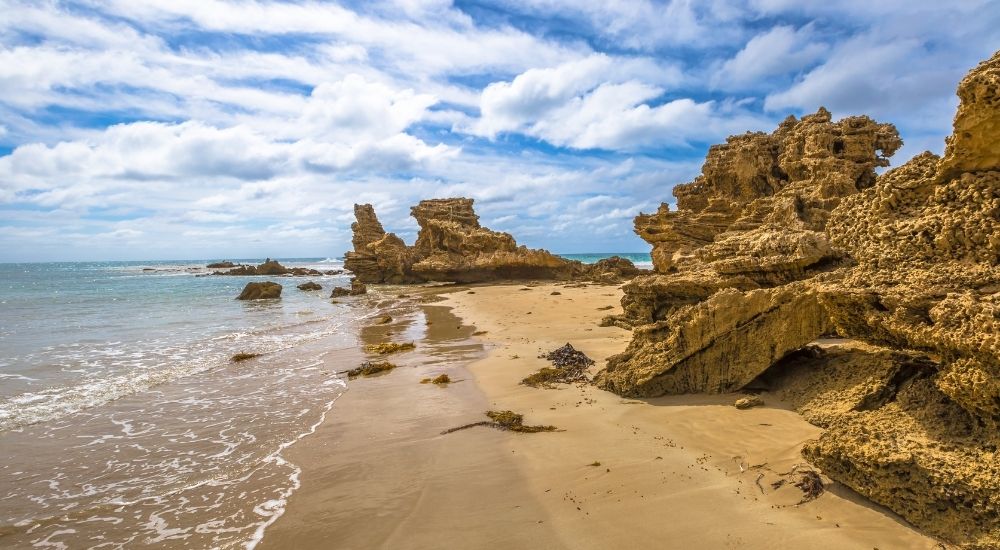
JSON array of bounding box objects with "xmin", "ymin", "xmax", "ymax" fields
[{"xmin": 236, "ymin": 281, "xmax": 282, "ymax": 300}]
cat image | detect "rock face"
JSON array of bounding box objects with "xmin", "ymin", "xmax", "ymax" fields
[
  {"xmin": 595, "ymin": 51, "xmax": 1000, "ymax": 547},
  {"xmin": 345, "ymin": 198, "xmax": 583, "ymax": 283},
  {"xmin": 237, "ymin": 281, "xmax": 282, "ymax": 300}
]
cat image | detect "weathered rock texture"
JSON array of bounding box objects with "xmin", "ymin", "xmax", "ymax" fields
[
  {"xmin": 344, "ymin": 198, "xmax": 643, "ymax": 284},
  {"xmin": 595, "ymin": 51, "xmax": 1000, "ymax": 547},
  {"xmin": 236, "ymin": 281, "xmax": 282, "ymax": 300}
]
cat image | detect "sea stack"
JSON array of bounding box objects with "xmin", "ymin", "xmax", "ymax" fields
[{"xmin": 344, "ymin": 198, "xmax": 582, "ymax": 283}]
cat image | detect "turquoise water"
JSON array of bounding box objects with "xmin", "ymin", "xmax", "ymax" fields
[
  {"xmin": 0, "ymin": 258, "xmax": 367, "ymax": 549},
  {"xmin": 557, "ymin": 252, "xmax": 652, "ymax": 267}
]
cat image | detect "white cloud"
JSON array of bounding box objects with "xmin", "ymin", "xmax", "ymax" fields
[
  {"xmin": 713, "ymin": 25, "xmax": 827, "ymax": 89},
  {"xmin": 470, "ymin": 57, "xmax": 769, "ymax": 150},
  {"xmin": 0, "ymin": 73, "xmax": 454, "ymax": 211}
]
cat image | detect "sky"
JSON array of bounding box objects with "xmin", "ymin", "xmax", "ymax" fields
[{"xmin": 0, "ymin": 1, "xmax": 998, "ymax": 262}]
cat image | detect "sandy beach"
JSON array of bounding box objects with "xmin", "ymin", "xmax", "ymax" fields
[{"xmin": 261, "ymin": 282, "xmax": 942, "ymax": 549}]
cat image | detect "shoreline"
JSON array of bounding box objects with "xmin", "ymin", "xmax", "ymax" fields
[
  {"xmin": 259, "ymin": 290, "xmax": 562, "ymax": 549},
  {"xmin": 261, "ymin": 282, "xmax": 942, "ymax": 549}
]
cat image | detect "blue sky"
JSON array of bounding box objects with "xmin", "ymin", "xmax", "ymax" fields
[{"xmin": 0, "ymin": 0, "xmax": 997, "ymax": 262}]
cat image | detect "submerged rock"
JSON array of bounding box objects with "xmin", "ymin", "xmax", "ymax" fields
[
  {"xmin": 594, "ymin": 50, "xmax": 1000, "ymax": 548},
  {"xmin": 330, "ymin": 287, "xmax": 350, "ymax": 297},
  {"xmin": 349, "ymin": 278, "xmax": 367, "ymax": 295},
  {"xmin": 237, "ymin": 281, "xmax": 282, "ymax": 300}
]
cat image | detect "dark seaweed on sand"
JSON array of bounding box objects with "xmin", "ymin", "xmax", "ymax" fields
[{"xmin": 521, "ymin": 343, "xmax": 595, "ymax": 388}]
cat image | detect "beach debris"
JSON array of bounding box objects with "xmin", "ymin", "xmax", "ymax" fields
[
  {"xmin": 364, "ymin": 342, "xmax": 415, "ymax": 355},
  {"xmin": 735, "ymin": 395, "xmax": 765, "ymax": 409},
  {"xmin": 373, "ymin": 315, "xmax": 393, "ymax": 325},
  {"xmin": 237, "ymin": 281, "xmax": 282, "ymax": 300},
  {"xmin": 441, "ymin": 410, "xmax": 558, "ymax": 435},
  {"xmin": 550, "ymin": 291, "xmax": 562, "ymax": 295},
  {"xmin": 330, "ymin": 287, "xmax": 351, "ymax": 297},
  {"xmin": 420, "ymin": 374, "xmax": 451, "ymax": 385},
  {"xmin": 755, "ymin": 473, "xmax": 766, "ymax": 494},
  {"xmin": 596, "ymin": 305, "xmax": 614, "ymax": 311},
  {"xmin": 587, "ymin": 461, "xmax": 602, "ymax": 467},
  {"xmin": 346, "ymin": 360, "xmax": 398, "ymax": 379},
  {"xmin": 522, "ymin": 343, "xmax": 595, "ymax": 388},
  {"xmin": 540, "ymin": 343, "xmax": 596, "ymax": 369},
  {"xmin": 231, "ymin": 352, "xmax": 261, "ymax": 362},
  {"xmin": 297, "ymin": 281, "xmax": 322, "ymax": 291},
  {"xmin": 472, "ymin": 330, "xmax": 488, "ymax": 336},
  {"xmin": 770, "ymin": 464, "xmax": 826, "ymax": 505}
]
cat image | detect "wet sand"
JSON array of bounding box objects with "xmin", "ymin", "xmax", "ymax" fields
[
  {"xmin": 262, "ymin": 283, "xmax": 942, "ymax": 549},
  {"xmin": 259, "ymin": 297, "xmax": 561, "ymax": 549}
]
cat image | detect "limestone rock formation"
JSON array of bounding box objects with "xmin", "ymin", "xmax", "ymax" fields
[
  {"xmin": 634, "ymin": 107, "xmax": 901, "ymax": 275},
  {"xmin": 237, "ymin": 281, "xmax": 282, "ymax": 300},
  {"xmin": 594, "ymin": 50, "xmax": 1000, "ymax": 548},
  {"xmin": 345, "ymin": 198, "xmax": 583, "ymax": 283},
  {"xmin": 583, "ymin": 256, "xmax": 646, "ymax": 284}
]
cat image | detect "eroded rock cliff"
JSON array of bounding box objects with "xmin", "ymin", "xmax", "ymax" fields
[
  {"xmin": 344, "ymin": 198, "xmax": 643, "ymax": 284},
  {"xmin": 595, "ymin": 51, "xmax": 1000, "ymax": 547}
]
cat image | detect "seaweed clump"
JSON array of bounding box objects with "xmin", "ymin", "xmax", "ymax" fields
[
  {"xmin": 364, "ymin": 342, "xmax": 415, "ymax": 355},
  {"xmin": 441, "ymin": 410, "xmax": 558, "ymax": 435},
  {"xmin": 521, "ymin": 343, "xmax": 594, "ymax": 388},
  {"xmin": 231, "ymin": 352, "xmax": 261, "ymax": 363},
  {"xmin": 346, "ymin": 360, "xmax": 398, "ymax": 379},
  {"xmin": 770, "ymin": 465, "xmax": 826, "ymax": 505},
  {"xmin": 420, "ymin": 374, "xmax": 451, "ymax": 384}
]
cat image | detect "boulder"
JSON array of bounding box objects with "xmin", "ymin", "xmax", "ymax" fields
[
  {"xmin": 330, "ymin": 287, "xmax": 351, "ymax": 298},
  {"xmin": 580, "ymin": 255, "xmax": 646, "ymax": 283},
  {"xmin": 349, "ymin": 278, "xmax": 367, "ymax": 295},
  {"xmin": 237, "ymin": 281, "xmax": 282, "ymax": 300},
  {"xmin": 297, "ymin": 281, "xmax": 322, "ymax": 291}
]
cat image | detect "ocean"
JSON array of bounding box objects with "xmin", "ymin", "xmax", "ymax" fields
[{"xmin": 0, "ymin": 253, "xmax": 642, "ymax": 548}]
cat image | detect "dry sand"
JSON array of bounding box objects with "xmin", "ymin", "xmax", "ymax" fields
[{"xmin": 261, "ymin": 283, "xmax": 943, "ymax": 549}]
